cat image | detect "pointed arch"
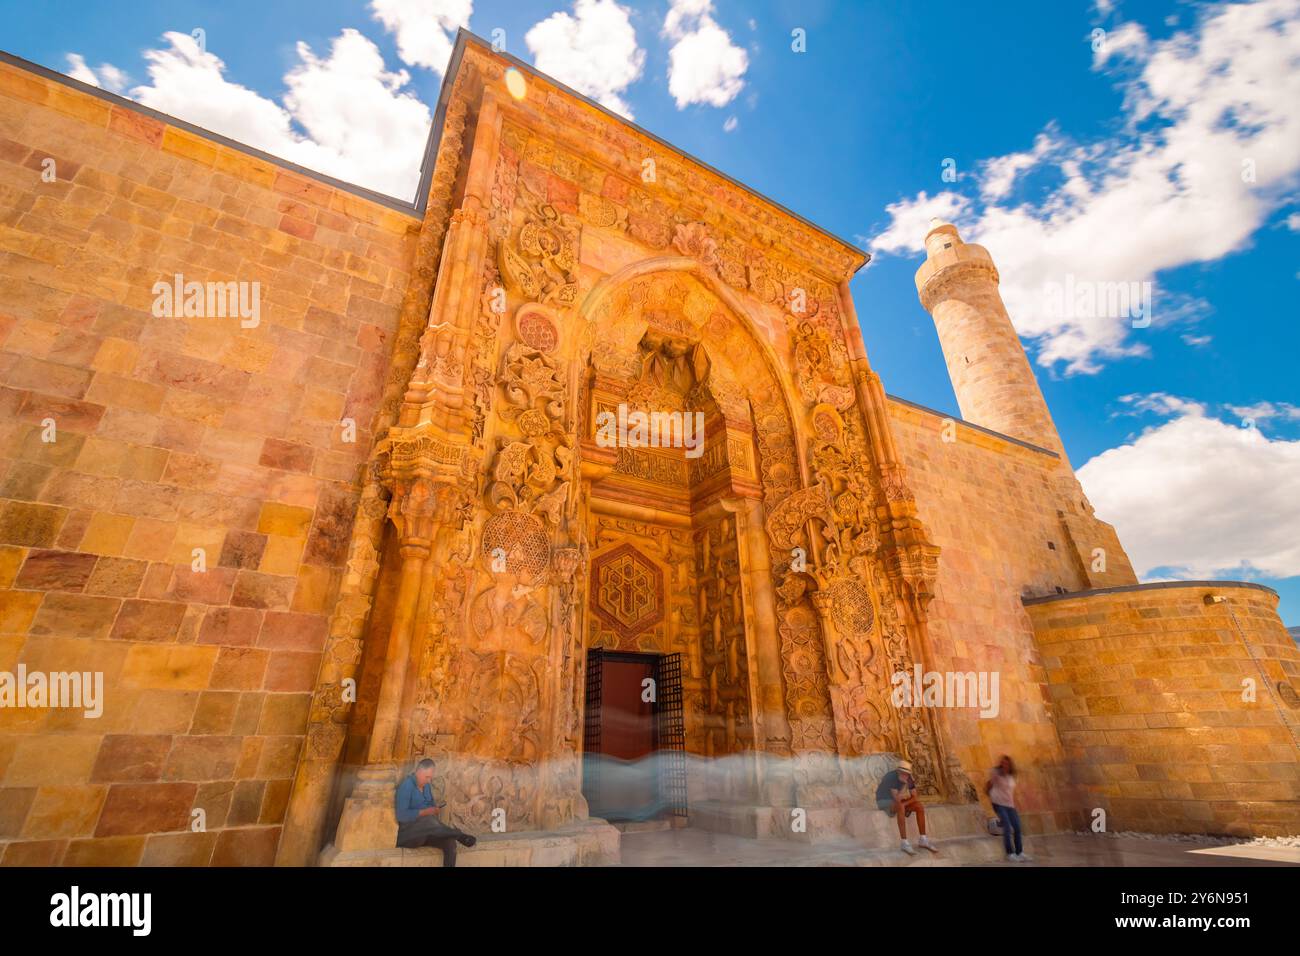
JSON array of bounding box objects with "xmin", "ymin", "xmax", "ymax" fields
[{"xmin": 575, "ymin": 256, "xmax": 811, "ymax": 488}]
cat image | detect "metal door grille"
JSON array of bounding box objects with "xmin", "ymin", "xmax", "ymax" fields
[
  {"xmin": 581, "ymin": 648, "xmax": 603, "ymax": 806},
  {"xmin": 654, "ymin": 652, "xmax": 687, "ymax": 818}
]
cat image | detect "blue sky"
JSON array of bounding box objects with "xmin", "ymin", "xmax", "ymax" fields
[{"xmin": 2, "ymin": 0, "xmax": 1297, "ymax": 621}]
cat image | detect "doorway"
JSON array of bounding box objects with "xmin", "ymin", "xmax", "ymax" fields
[{"xmin": 582, "ymin": 650, "xmax": 686, "ymax": 822}]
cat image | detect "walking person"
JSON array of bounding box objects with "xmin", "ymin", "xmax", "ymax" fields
[
  {"xmin": 986, "ymin": 754, "xmax": 1031, "ymax": 862},
  {"xmin": 394, "ymin": 758, "xmax": 478, "ymax": 867}
]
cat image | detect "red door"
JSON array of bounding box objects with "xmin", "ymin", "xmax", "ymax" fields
[{"xmin": 583, "ymin": 652, "xmax": 660, "ymax": 820}]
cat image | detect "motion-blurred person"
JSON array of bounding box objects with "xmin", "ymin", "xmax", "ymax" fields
[{"xmin": 986, "ymin": 754, "xmax": 1030, "ymax": 861}]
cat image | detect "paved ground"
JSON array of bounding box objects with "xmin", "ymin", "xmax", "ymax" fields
[
  {"xmin": 1011, "ymin": 833, "xmax": 1300, "ymax": 867},
  {"xmin": 616, "ymin": 827, "xmax": 1300, "ymax": 867}
]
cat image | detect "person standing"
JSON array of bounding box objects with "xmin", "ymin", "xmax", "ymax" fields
[{"xmin": 986, "ymin": 754, "xmax": 1030, "ymax": 862}]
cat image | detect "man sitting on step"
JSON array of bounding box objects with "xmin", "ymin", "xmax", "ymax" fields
[
  {"xmin": 875, "ymin": 759, "xmax": 939, "ymax": 856},
  {"xmin": 394, "ymin": 758, "xmax": 478, "ymax": 867}
]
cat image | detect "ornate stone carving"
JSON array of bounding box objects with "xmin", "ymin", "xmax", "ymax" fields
[
  {"xmin": 791, "ymin": 319, "xmax": 854, "ymax": 410},
  {"xmin": 588, "ymin": 515, "xmax": 696, "ymax": 656},
  {"xmin": 776, "ymin": 604, "xmax": 836, "ymax": 751},
  {"xmin": 469, "ymin": 575, "xmax": 549, "ymax": 645},
  {"xmin": 777, "ymin": 305, "xmax": 955, "ymax": 793},
  {"xmin": 486, "ymin": 312, "xmax": 572, "ymax": 524},
  {"xmin": 694, "ymin": 513, "xmax": 754, "ymax": 767},
  {"xmin": 589, "ymin": 542, "xmax": 664, "ymax": 638},
  {"xmin": 514, "ymin": 104, "xmax": 861, "ymax": 282},
  {"xmin": 498, "ymin": 184, "xmax": 582, "ymax": 306},
  {"xmin": 765, "ymin": 480, "xmax": 836, "ymax": 554},
  {"xmin": 578, "ymin": 191, "xmax": 626, "ymax": 232},
  {"xmin": 469, "ymin": 256, "xmax": 505, "ymax": 445},
  {"xmin": 672, "ymin": 221, "xmax": 719, "ymax": 270}
]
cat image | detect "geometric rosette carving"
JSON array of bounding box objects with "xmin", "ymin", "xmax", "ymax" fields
[{"xmin": 590, "ymin": 543, "xmax": 664, "ymax": 638}]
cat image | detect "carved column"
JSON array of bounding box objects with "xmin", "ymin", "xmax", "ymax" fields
[
  {"xmin": 330, "ymin": 446, "xmax": 471, "ymax": 851},
  {"xmin": 367, "ymin": 506, "xmax": 432, "ymax": 765},
  {"xmin": 730, "ymin": 496, "xmax": 793, "ymax": 763},
  {"xmin": 808, "ymin": 590, "xmax": 858, "ymax": 758},
  {"xmin": 275, "ymin": 82, "xmax": 477, "ymax": 866},
  {"xmin": 836, "ymin": 280, "xmax": 977, "ymax": 803}
]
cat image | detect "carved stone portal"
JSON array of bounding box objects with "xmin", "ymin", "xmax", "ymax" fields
[{"xmin": 322, "ymin": 87, "xmax": 961, "ymax": 860}]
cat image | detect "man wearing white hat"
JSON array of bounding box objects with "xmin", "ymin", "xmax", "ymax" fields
[{"xmin": 876, "ymin": 759, "xmax": 938, "ymax": 856}]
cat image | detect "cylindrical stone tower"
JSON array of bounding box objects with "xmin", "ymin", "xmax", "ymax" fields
[{"xmin": 915, "ymin": 220, "xmax": 1066, "ymax": 459}]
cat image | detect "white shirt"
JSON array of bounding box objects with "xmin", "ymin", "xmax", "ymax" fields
[{"xmin": 988, "ymin": 769, "xmax": 1016, "ymax": 807}]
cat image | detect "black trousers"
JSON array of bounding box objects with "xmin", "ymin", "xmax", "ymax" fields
[{"xmin": 396, "ymin": 817, "xmax": 474, "ymax": 867}]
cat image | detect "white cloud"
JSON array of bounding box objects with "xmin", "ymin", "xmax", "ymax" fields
[
  {"xmin": 1225, "ymin": 401, "xmax": 1300, "ymax": 424},
  {"xmin": 98, "ymin": 63, "xmax": 129, "ymax": 92},
  {"xmin": 1093, "ymin": 21, "xmax": 1150, "ymax": 66},
  {"xmin": 525, "ymin": 0, "xmax": 645, "ymax": 118},
  {"xmin": 1078, "ymin": 398, "xmax": 1300, "ymax": 580},
  {"xmin": 66, "ymin": 54, "xmax": 127, "ymax": 92},
  {"xmin": 870, "ymin": 0, "xmax": 1300, "ymax": 374},
  {"xmin": 1285, "ymin": 211, "xmax": 1300, "ymax": 231},
  {"xmin": 723, "ymin": 115, "xmax": 738, "ymax": 132},
  {"xmin": 1115, "ymin": 392, "xmax": 1207, "ymax": 418},
  {"xmin": 663, "ymin": 0, "xmax": 748, "ymax": 109},
  {"xmin": 126, "ymin": 30, "xmax": 430, "ymax": 200},
  {"xmin": 1181, "ymin": 332, "xmax": 1213, "ymax": 346},
  {"xmin": 871, "ymin": 191, "xmax": 972, "ymax": 255},
  {"xmin": 369, "ymin": 0, "xmax": 472, "ymax": 73},
  {"xmin": 665, "ymin": 0, "xmax": 713, "ymax": 37},
  {"xmin": 978, "ymin": 131, "xmax": 1060, "ymax": 201}
]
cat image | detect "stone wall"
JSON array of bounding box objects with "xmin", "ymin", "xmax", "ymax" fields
[
  {"xmin": 0, "ymin": 62, "xmax": 418, "ymax": 864},
  {"xmin": 887, "ymin": 398, "xmax": 1095, "ymax": 832},
  {"xmin": 1026, "ymin": 582, "xmax": 1300, "ymax": 837}
]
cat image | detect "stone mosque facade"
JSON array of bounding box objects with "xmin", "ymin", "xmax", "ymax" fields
[{"xmin": 0, "ymin": 32, "xmax": 1295, "ymax": 866}]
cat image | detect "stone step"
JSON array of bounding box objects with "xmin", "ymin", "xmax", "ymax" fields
[
  {"xmin": 689, "ymin": 799, "xmax": 990, "ymax": 851},
  {"xmin": 614, "ymin": 825, "xmax": 1009, "ymax": 866},
  {"xmin": 613, "ymin": 818, "xmax": 676, "ymax": 834},
  {"xmin": 319, "ymin": 819, "xmax": 621, "ymax": 867},
  {"xmin": 817, "ymin": 835, "xmax": 1010, "ymax": 867}
]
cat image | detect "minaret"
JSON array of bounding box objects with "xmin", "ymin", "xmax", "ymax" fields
[{"xmin": 915, "ymin": 220, "xmax": 1067, "ymax": 460}]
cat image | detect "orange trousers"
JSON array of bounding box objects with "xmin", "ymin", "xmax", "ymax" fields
[{"xmin": 895, "ymin": 797, "xmax": 927, "ymax": 838}]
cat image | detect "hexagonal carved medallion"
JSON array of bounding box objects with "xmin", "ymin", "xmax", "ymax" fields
[{"xmin": 590, "ymin": 543, "xmax": 664, "ymax": 638}]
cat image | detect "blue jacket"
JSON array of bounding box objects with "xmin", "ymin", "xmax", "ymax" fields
[{"xmin": 394, "ymin": 774, "xmax": 437, "ymax": 825}]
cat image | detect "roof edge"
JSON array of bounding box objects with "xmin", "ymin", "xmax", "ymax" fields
[
  {"xmin": 886, "ymin": 393, "xmax": 1061, "ymax": 458},
  {"xmin": 0, "ymin": 48, "xmax": 428, "ymax": 217},
  {"xmin": 1023, "ymin": 580, "xmax": 1280, "ymax": 606},
  {"xmin": 446, "ymin": 28, "xmax": 870, "ymax": 275},
  {"xmin": 1, "ymin": 34, "xmax": 871, "ymax": 267}
]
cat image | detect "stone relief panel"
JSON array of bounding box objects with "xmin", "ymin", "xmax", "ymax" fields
[
  {"xmin": 590, "ymin": 542, "xmax": 665, "ymax": 640},
  {"xmin": 406, "ymin": 153, "xmax": 591, "ymax": 830},
  {"xmin": 500, "ymin": 115, "xmax": 859, "ymax": 288},
  {"xmin": 778, "ymin": 306, "xmax": 947, "ymax": 797},
  {"xmin": 693, "ymin": 513, "xmax": 755, "ymax": 770},
  {"xmin": 588, "ymin": 515, "xmax": 695, "ymax": 656}
]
